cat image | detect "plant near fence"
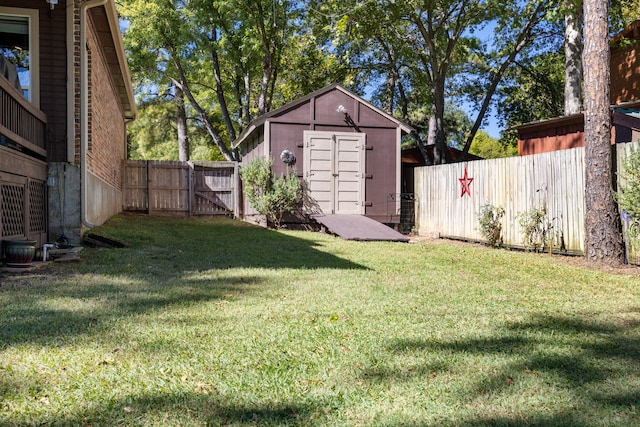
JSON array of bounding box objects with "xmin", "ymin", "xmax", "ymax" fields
[
  {"xmin": 518, "ymin": 202, "xmax": 554, "ymax": 253},
  {"xmin": 617, "ymin": 147, "xmax": 640, "ymax": 251},
  {"xmin": 478, "ymin": 204, "xmax": 505, "ymax": 247},
  {"xmin": 240, "ymin": 156, "xmax": 302, "ymax": 229}
]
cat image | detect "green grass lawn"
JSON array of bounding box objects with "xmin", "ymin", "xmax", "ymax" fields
[{"xmin": 1, "ymin": 215, "xmax": 639, "ymax": 426}]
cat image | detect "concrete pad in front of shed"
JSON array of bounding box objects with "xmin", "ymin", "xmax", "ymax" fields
[{"xmin": 312, "ymin": 214, "xmax": 410, "ymax": 242}]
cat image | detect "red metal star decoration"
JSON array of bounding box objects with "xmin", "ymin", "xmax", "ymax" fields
[{"xmin": 458, "ymin": 168, "xmax": 473, "ymax": 197}]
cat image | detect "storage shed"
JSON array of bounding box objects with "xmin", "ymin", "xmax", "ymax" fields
[{"xmin": 233, "ymin": 84, "xmax": 413, "ymax": 227}]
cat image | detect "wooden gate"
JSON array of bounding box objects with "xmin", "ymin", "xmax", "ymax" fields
[{"xmin": 123, "ymin": 160, "xmax": 239, "ymax": 217}]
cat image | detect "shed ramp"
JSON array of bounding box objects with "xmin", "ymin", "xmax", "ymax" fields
[{"xmin": 312, "ymin": 214, "xmax": 410, "ymax": 242}]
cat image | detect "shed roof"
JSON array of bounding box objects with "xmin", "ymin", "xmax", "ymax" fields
[
  {"xmin": 513, "ymin": 100, "xmax": 640, "ymax": 133},
  {"xmin": 233, "ymin": 84, "xmax": 413, "ymax": 148},
  {"xmin": 611, "ymin": 19, "xmax": 640, "ymax": 45}
]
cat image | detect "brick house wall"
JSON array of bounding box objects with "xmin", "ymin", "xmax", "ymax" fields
[
  {"xmin": 85, "ymin": 17, "xmax": 125, "ymax": 191},
  {"xmin": 47, "ymin": 1, "xmax": 131, "ymax": 243}
]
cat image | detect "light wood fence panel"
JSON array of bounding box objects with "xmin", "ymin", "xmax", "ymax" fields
[
  {"xmin": 148, "ymin": 161, "xmax": 191, "ymax": 216},
  {"xmin": 415, "ymin": 147, "xmax": 586, "ymax": 253},
  {"xmin": 192, "ymin": 161, "xmax": 238, "ymax": 216},
  {"xmin": 616, "ymin": 141, "xmax": 640, "ymax": 263},
  {"xmin": 416, "ymin": 141, "xmax": 640, "ymax": 256}
]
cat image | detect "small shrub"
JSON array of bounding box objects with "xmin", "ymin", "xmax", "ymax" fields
[
  {"xmin": 240, "ymin": 156, "xmax": 302, "ymax": 228},
  {"xmin": 518, "ymin": 202, "xmax": 552, "ymax": 252},
  {"xmin": 617, "ymin": 147, "xmax": 640, "ymax": 248},
  {"xmin": 478, "ymin": 204, "xmax": 505, "ymax": 247}
]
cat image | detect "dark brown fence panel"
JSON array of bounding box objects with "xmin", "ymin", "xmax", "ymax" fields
[
  {"xmin": 192, "ymin": 161, "xmax": 237, "ymax": 216},
  {"xmin": 122, "ymin": 160, "xmax": 149, "ymax": 212},
  {"xmin": 122, "ymin": 160, "xmax": 238, "ymax": 217}
]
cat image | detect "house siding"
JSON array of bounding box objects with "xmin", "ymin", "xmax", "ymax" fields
[
  {"xmin": 611, "ymin": 44, "xmax": 640, "ymax": 105},
  {"xmin": 1, "ymin": 0, "xmax": 133, "ymax": 246},
  {"xmin": 39, "ymin": 0, "xmax": 68, "ymax": 161},
  {"xmin": 0, "ymin": 0, "xmax": 68, "ymax": 160}
]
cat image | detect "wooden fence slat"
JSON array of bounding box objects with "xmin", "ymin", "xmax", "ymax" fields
[
  {"xmin": 415, "ymin": 143, "xmax": 638, "ymax": 255},
  {"xmin": 122, "ymin": 160, "xmax": 237, "ymax": 217}
]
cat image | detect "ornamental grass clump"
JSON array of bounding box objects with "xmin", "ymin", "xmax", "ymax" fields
[{"xmin": 240, "ymin": 156, "xmax": 302, "ymax": 228}]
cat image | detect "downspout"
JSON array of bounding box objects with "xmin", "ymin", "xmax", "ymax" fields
[{"xmin": 79, "ymin": 0, "xmax": 109, "ymax": 229}]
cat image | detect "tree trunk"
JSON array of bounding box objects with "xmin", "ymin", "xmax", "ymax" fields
[
  {"xmin": 462, "ymin": 0, "xmax": 548, "ymax": 153},
  {"xmin": 582, "ymin": 0, "xmax": 624, "ymax": 264},
  {"xmin": 176, "ymin": 85, "xmax": 189, "ymax": 162},
  {"xmin": 172, "ymin": 60, "xmax": 235, "ymax": 161},
  {"xmin": 564, "ymin": 4, "xmax": 583, "ymax": 115},
  {"xmin": 428, "ymin": 79, "xmax": 447, "ymax": 164},
  {"xmin": 210, "ymin": 24, "xmax": 237, "ymax": 143}
]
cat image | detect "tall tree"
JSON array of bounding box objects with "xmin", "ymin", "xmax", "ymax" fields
[
  {"xmin": 175, "ymin": 85, "xmax": 190, "ymax": 161},
  {"xmin": 460, "ymin": 0, "xmax": 553, "ymax": 154},
  {"xmin": 582, "ymin": 0, "xmax": 624, "ymax": 264},
  {"xmin": 309, "ymin": 0, "xmax": 555, "ymax": 163},
  {"xmin": 119, "ymin": 0, "xmax": 300, "ymax": 161},
  {"xmin": 563, "ymin": 0, "xmax": 583, "ymax": 115}
]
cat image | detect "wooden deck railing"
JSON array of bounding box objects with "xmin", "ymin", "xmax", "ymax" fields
[
  {"xmin": 0, "ymin": 74, "xmax": 47, "ymax": 157},
  {"xmin": 0, "ymin": 74, "xmax": 48, "ymax": 248}
]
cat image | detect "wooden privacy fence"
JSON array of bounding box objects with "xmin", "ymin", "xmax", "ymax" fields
[
  {"xmin": 415, "ymin": 141, "xmax": 640, "ymax": 255},
  {"xmin": 123, "ymin": 160, "xmax": 239, "ymax": 217}
]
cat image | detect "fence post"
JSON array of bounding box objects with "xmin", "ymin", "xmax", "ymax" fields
[
  {"xmin": 233, "ymin": 162, "xmax": 240, "ymax": 218},
  {"xmin": 188, "ymin": 161, "xmax": 194, "ymax": 217}
]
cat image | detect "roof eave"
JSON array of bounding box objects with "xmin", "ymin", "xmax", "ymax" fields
[
  {"xmin": 232, "ymin": 120, "xmax": 264, "ymax": 149},
  {"xmin": 105, "ymin": 0, "xmax": 136, "ymax": 120}
]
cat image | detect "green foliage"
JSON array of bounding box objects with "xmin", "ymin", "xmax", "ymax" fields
[
  {"xmin": 611, "ymin": 0, "xmax": 640, "ymax": 31},
  {"xmin": 127, "ymin": 100, "xmax": 225, "ymax": 161},
  {"xmin": 119, "ymin": 0, "xmax": 303, "ymax": 161},
  {"xmin": 403, "ymin": 102, "xmax": 475, "ymax": 149},
  {"xmin": 240, "ymin": 157, "xmax": 302, "ymax": 228},
  {"xmin": 617, "ymin": 148, "xmax": 640, "ymax": 247},
  {"xmin": 478, "ymin": 204, "xmax": 505, "ymax": 247},
  {"xmin": 497, "ymin": 49, "xmax": 564, "ymax": 134},
  {"xmin": 469, "ymin": 130, "xmax": 517, "ymax": 159},
  {"xmin": 518, "ymin": 202, "xmax": 553, "ymax": 253}
]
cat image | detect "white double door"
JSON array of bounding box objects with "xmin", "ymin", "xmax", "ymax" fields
[{"xmin": 303, "ymin": 131, "xmax": 366, "ymax": 215}]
